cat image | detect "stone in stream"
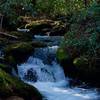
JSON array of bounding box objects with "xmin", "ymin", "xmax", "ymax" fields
[{"xmin": 24, "ymin": 68, "xmax": 38, "ymax": 82}]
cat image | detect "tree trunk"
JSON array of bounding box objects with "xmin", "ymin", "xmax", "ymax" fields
[
  {"xmin": 84, "ymin": 0, "xmax": 89, "ymax": 8},
  {"xmin": 0, "ymin": 16, "xmax": 3, "ymax": 31},
  {"xmin": 0, "ymin": 32, "xmax": 18, "ymax": 40},
  {"xmin": 31, "ymin": 0, "xmax": 36, "ymax": 6}
]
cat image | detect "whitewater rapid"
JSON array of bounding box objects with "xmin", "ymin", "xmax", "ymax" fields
[{"xmin": 17, "ymin": 46, "xmax": 99, "ymax": 100}]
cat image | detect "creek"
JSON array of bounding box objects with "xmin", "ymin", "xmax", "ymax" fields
[{"xmin": 17, "ymin": 36, "xmax": 99, "ymax": 100}]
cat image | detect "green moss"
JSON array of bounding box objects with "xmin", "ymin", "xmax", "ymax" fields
[
  {"xmin": 9, "ymin": 31, "xmax": 32, "ymax": 41},
  {"xmin": 0, "ymin": 69, "xmax": 42, "ymax": 99},
  {"xmin": 25, "ymin": 19, "xmax": 65, "ymax": 35},
  {"xmin": 73, "ymin": 57, "xmax": 88, "ymax": 70},
  {"xmin": 25, "ymin": 21, "xmax": 41, "ymax": 29},
  {"xmin": 4, "ymin": 55, "xmax": 16, "ymax": 65},
  {"xmin": 0, "ymin": 37, "xmax": 9, "ymax": 46},
  {"xmin": 4, "ymin": 42, "xmax": 34, "ymax": 66},
  {"xmin": 0, "ymin": 64, "xmax": 11, "ymax": 73},
  {"xmin": 0, "ymin": 64, "xmax": 6, "ymax": 69},
  {"xmin": 25, "ymin": 20, "xmax": 51, "ymax": 34},
  {"xmin": 4, "ymin": 42, "xmax": 34, "ymax": 56},
  {"xmin": 4, "ymin": 41, "xmax": 47, "ymax": 66},
  {"xmin": 56, "ymin": 48, "xmax": 70, "ymax": 61}
]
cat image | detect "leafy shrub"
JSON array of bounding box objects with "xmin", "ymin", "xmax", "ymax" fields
[
  {"xmin": 61, "ymin": 2, "xmax": 100, "ymax": 67},
  {"xmin": 35, "ymin": 0, "xmax": 94, "ymax": 17},
  {"xmin": 0, "ymin": 0, "xmax": 34, "ymax": 30}
]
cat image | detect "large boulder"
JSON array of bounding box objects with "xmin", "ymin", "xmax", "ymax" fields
[
  {"xmin": 56, "ymin": 48, "xmax": 77, "ymax": 77},
  {"xmin": 0, "ymin": 31, "xmax": 32, "ymax": 47},
  {"xmin": 4, "ymin": 42, "xmax": 34, "ymax": 66},
  {"xmin": 0, "ymin": 37, "xmax": 9, "ymax": 46},
  {"xmin": 9, "ymin": 31, "xmax": 33, "ymax": 41},
  {"xmin": 25, "ymin": 19, "xmax": 66, "ymax": 36},
  {"xmin": 24, "ymin": 68, "xmax": 38, "ymax": 82},
  {"xmin": 73, "ymin": 57, "xmax": 100, "ymax": 83},
  {"xmin": 73, "ymin": 57, "xmax": 89, "ymax": 78},
  {"xmin": 0, "ymin": 69, "xmax": 42, "ymax": 100},
  {"xmin": 3, "ymin": 41, "xmax": 47, "ymax": 72},
  {"xmin": 0, "ymin": 63, "xmax": 11, "ymax": 74},
  {"xmin": 73, "ymin": 57, "xmax": 89, "ymax": 70}
]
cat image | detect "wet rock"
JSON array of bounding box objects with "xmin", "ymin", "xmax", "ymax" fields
[
  {"xmin": 73, "ymin": 57, "xmax": 89, "ymax": 70},
  {"xmin": 25, "ymin": 19, "xmax": 66, "ymax": 36},
  {"xmin": 9, "ymin": 31, "xmax": 33, "ymax": 41},
  {"xmin": 4, "ymin": 42, "xmax": 34, "ymax": 65},
  {"xmin": 0, "ymin": 63, "xmax": 11, "ymax": 74},
  {"xmin": 3, "ymin": 41, "xmax": 47, "ymax": 73},
  {"xmin": 24, "ymin": 68, "xmax": 38, "ymax": 82},
  {"xmin": 0, "ymin": 37, "xmax": 9, "ymax": 46}
]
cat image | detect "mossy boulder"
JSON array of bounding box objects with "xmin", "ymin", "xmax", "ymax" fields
[
  {"xmin": 25, "ymin": 20, "xmax": 52, "ymax": 35},
  {"xmin": 0, "ymin": 63, "xmax": 11, "ymax": 74},
  {"xmin": 25, "ymin": 19, "xmax": 65, "ymax": 36},
  {"xmin": 4, "ymin": 42, "xmax": 34, "ymax": 66},
  {"xmin": 3, "ymin": 41, "xmax": 47, "ymax": 72},
  {"xmin": 56, "ymin": 48, "xmax": 76, "ymax": 76},
  {"xmin": 73, "ymin": 57, "xmax": 89, "ymax": 77},
  {"xmin": 73, "ymin": 57, "xmax": 100, "ymax": 86},
  {"xmin": 9, "ymin": 31, "xmax": 33, "ymax": 41},
  {"xmin": 0, "ymin": 69, "xmax": 42, "ymax": 100},
  {"xmin": 56, "ymin": 48, "xmax": 70, "ymax": 61},
  {"xmin": 73, "ymin": 57, "xmax": 89, "ymax": 70},
  {"xmin": 0, "ymin": 37, "xmax": 9, "ymax": 46}
]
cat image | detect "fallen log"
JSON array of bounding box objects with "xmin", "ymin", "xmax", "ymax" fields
[{"xmin": 0, "ymin": 32, "xmax": 18, "ymax": 40}]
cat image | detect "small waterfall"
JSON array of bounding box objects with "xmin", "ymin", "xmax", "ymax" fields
[
  {"xmin": 18, "ymin": 46, "xmax": 66, "ymax": 82},
  {"xmin": 18, "ymin": 45, "xmax": 99, "ymax": 100},
  {"xmin": 18, "ymin": 57, "xmax": 66, "ymax": 82}
]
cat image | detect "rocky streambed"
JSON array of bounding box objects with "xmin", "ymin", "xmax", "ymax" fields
[
  {"xmin": 0, "ymin": 17, "xmax": 100, "ymax": 100},
  {"xmin": 0, "ymin": 23, "xmax": 64, "ymax": 100}
]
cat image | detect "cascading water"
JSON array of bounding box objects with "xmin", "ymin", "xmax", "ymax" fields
[{"xmin": 18, "ymin": 45, "xmax": 99, "ymax": 100}]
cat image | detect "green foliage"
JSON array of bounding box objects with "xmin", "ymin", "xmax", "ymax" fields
[
  {"xmin": 88, "ymin": 2, "xmax": 100, "ymax": 32},
  {"xmin": 62, "ymin": 2, "xmax": 100, "ymax": 64},
  {"xmin": 35, "ymin": 0, "xmax": 95, "ymax": 17},
  {"xmin": 35, "ymin": 0, "xmax": 66, "ymax": 16},
  {"xmin": 0, "ymin": 0, "xmax": 34, "ymax": 29},
  {"xmin": 9, "ymin": 31, "xmax": 33, "ymax": 41},
  {"xmin": 0, "ymin": 0, "xmax": 34, "ymax": 15},
  {"xmin": 0, "ymin": 0, "xmax": 96, "ymax": 30}
]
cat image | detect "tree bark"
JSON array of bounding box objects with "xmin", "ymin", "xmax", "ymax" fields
[
  {"xmin": 84, "ymin": 0, "xmax": 89, "ymax": 8},
  {"xmin": 31, "ymin": 0, "xmax": 36, "ymax": 6},
  {"xmin": 0, "ymin": 16, "xmax": 3, "ymax": 31},
  {"xmin": 0, "ymin": 32, "xmax": 18, "ymax": 40}
]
